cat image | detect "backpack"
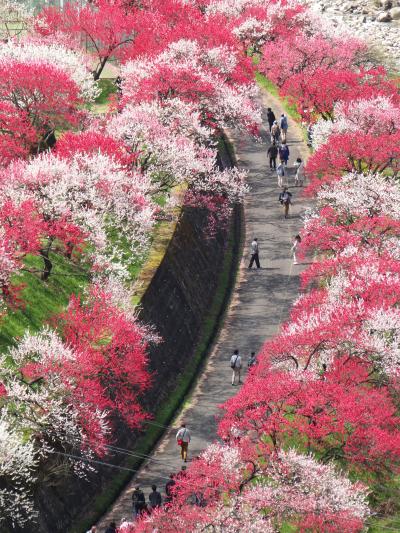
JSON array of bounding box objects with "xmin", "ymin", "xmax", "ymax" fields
[{"xmin": 230, "ymin": 355, "xmax": 239, "ymax": 369}]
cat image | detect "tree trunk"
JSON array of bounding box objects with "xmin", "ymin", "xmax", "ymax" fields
[{"xmin": 40, "ymin": 246, "xmax": 53, "ymax": 281}]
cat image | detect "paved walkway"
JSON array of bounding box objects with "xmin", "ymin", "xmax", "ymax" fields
[{"xmin": 97, "ymin": 90, "xmax": 310, "ymax": 530}]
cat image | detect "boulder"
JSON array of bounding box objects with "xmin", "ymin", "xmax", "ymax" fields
[
  {"xmin": 390, "ymin": 6, "xmax": 400, "ymax": 17},
  {"xmin": 379, "ymin": 0, "xmax": 392, "ymax": 8},
  {"xmin": 377, "ymin": 10, "xmax": 392, "ymax": 19}
]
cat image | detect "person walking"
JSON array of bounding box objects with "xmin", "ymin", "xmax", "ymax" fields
[
  {"xmin": 176, "ymin": 423, "xmax": 191, "ymax": 462},
  {"xmin": 276, "ymin": 162, "xmax": 285, "ymax": 188},
  {"xmin": 230, "ymin": 349, "xmax": 242, "ymax": 386},
  {"xmin": 132, "ymin": 485, "xmax": 146, "ymax": 518},
  {"xmin": 279, "ymin": 141, "xmax": 290, "ymax": 166},
  {"xmin": 291, "ymin": 234, "xmax": 301, "ymax": 265},
  {"xmin": 307, "ymin": 123, "xmax": 313, "ymax": 147},
  {"xmin": 165, "ymin": 473, "xmax": 176, "ymax": 503},
  {"xmin": 104, "ymin": 523, "xmax": 117, "ymax": 533},
  {"xmin": 86, "ymin": 526, "xmax": 97, "ymax": 533},
  {"xmin": 280, "ymin": 113, "xmax": 288, "ymax": 142},
  {"xmin": 279, "ymin": 187, "xmax": 292, "ymax": 219},
  {"xmin": 248, "ymin": 351, "xmax": 257, "ymax": 368},
  {"xmin": 248, "ymin": 237, "xmax": 260, "ymax": 269},
  {"xmin": 267, "ymin": 107, "xmax": 276, "ymax": 131},
  {"xmin": 267, "ymin": 141, "xmax": 278, "ymax": 170},
  {"xmin": 271, "ymin": 120, "xmax": 280, "ymax": 143},
  {"xmin": 149, "ymin": 485, "xmax": 162, "ymax": 510},
  {"xmin": 294, "ymin": 157, "xmax": 305, "ymax": 186}
]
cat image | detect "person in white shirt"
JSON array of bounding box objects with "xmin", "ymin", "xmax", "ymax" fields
[
  {"xmin": 248, "ymin": 238, "xmax": 261, "ymax": 269},
  {"xmin": 86, "ymin": 526, "xmax": 97, "ymax": 533},
  {"xmin": 230, "ymin": 349, "xmax": 242, "ymax": 386},
  {"xmin": 294, "ymin": 157, "xmax": 305, "ymax": 187},
  {"xmin": 176, "ymin": 423, "xmax": 191, "ymax": 462}
]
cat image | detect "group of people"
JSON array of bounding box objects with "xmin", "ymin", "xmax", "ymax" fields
[
  {"xmin": 266, "ymin": 107, "xmax": 305, "ymax": 220},
  {"xmin": 248, "ymin": 233, "xmax": 301, "ymax": 270},
  {"xmin": 230, "ymin": 349, "xmax": 257, "ymax": 386}
]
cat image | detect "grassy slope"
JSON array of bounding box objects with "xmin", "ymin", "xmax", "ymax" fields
[{"xmin": 0, "ymin": 254, "xmax": 89, "ymax": 352}]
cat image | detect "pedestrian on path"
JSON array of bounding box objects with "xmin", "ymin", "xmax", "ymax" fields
[
  {"xmin": 132, "ymin": 485, "xmax": 146, "ymax": 518},
  {"xmin": 165, "ymin": 474, "xmax": 176, "ymax": 503},
  {"xmin": 248, "ymin": 351, "xmax": 257, "ymax": 368},
  {"xmin": 276, "ymin": 162, "xmax": 285, "ymax": 188},
  {"xmin": 307, "ymin": 123, "xmax": 313, "ymax": 147},
  {"xmin": 271, "ymin": 121, "xmax": 281, "ymax": 143},
  {"xmin": 291, "ymin": 234, "xmax": 301, "ymax": 264},
  {"xmin": 230, "ymin": 349, "xmax": 242, "ymax": 385},
  {"xmin": 176, "ymin": 423, "xmax": 191, "ymax": 462},
  {"xmin": 267, "ymin": 141, "xmax": 278, "ymax": 170},
  {"xmin": 86, "ymin": 526, "xmax": 97, "ymax": 533},
  {"xmin": 279, "ymin": 187, "xmax": 292, "ymax": 219},
  {"xmin": 279, "ymin": 141, "xmax": 290, "ymax": 166},
  {"xmin": 267, "ymin": 107, "xmax": 276, "ymax": 131},
  {"xmin": 248, "ymin": 237, "xmax": 261, "ymax": 269},
  {"xmin": 149, "ymin": 485, "xmax": 162, "ymax": 510},
  {"xmin": 294, "ymin": 157, "xmax": 305, "ymax": 186},
  {"xmin": 280, "ymin": 113, "xmax": 288, "ymax": 142}
]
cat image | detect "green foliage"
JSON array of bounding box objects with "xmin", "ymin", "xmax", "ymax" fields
[{"xmin": 95, "ymin": 78, "xmax": 117, "ymax": 106}]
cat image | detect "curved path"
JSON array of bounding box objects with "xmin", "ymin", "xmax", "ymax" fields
[{"xmin": 97, "ymin": 89, "xmax": 311, "ymax": 530}]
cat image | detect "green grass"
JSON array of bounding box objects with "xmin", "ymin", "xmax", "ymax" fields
[
  {"xmin": 255, "ymin": 72, "xmax": 301, "ymax": 123},
  {"xmin": 71, "ymin": 202, "xmax": 243, "ymax": 533},
  {"xmin": 0, "ymin": 253, "xmax": 90, "ymax": 352},
  {"xmin": 89, "ymin": 78, "xmax": 117, "ymax": 115}
]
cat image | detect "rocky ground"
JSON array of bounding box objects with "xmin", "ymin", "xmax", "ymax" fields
[{"xmin": 307, "ymin": 0, "xmax": 400, "ymax": 71}]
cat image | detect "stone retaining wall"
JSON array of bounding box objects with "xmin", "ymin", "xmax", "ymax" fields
[{"xmin": 20, "ymin": 140, "xmax": 240, "ymax": 533}]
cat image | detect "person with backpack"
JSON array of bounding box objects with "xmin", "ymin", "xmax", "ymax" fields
[
  {"xmin": 279, "ymin": 141, "xmax": 290, "ymax": 166},
  {"xmin": 280, "ymin": 113, "xmax": 288, "ymax": 142},
  {"xmin": 248, "ymin": 237, "xmax": 260, "ymax": 269},
  {"xmin": 294, "ymin": 157, "xmax": 305, "ymax": 186},
  {"xmin": 276, "ymin": 162, "xmax": 285, "ymax": 188},
  {"xmin": 279, "ymin": 187, "xmax": 292, "ymax": 219},
  {"xmin": 176, "ymin": 423, "xmax": 191, "ymax": 462},
  {"xmin": 271, "ymin": 121, "xmax": 280, "ymax": 143},
  {"xmin": 267, "ymin": 107, "xmax": 276, "ymax": 131},
  {"xmin": 132, "ymin": 485, "xmax": 146, "ymax": 518},
  {"xmin": 267, "ymin": 141, "xmax": 278, "ymax": 170},
  {"xmin": 230, "ymin": 349, "xmax": 242, "ymax": 386}
]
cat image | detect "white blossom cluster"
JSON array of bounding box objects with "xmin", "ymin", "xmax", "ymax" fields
[
  {"xmin": 318, "ymin": 171, "xmax": 400, "ymax": 220},
  {"xmin": 0, "ymin": 39, "xmax": 99, "ymax": 102},
  {"xmin": 0, "ymin": 415, "xmax": 38, "ymax": 527},
  {"xmin": 3, "ymin": 152, "xmax": 156, "ymax": 279}
]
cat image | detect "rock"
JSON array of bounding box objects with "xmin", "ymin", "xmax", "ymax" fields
[
  {"xmin": 377, "ymin": 10, "xmax": 392, "ymax": 19},
  {"xmin": 390, "ymin": 6, "xmax": 400, "ymax": 17},
  {"xmin": 380, "ymin": 0, "xmax": 392, "ymax": 9}
]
